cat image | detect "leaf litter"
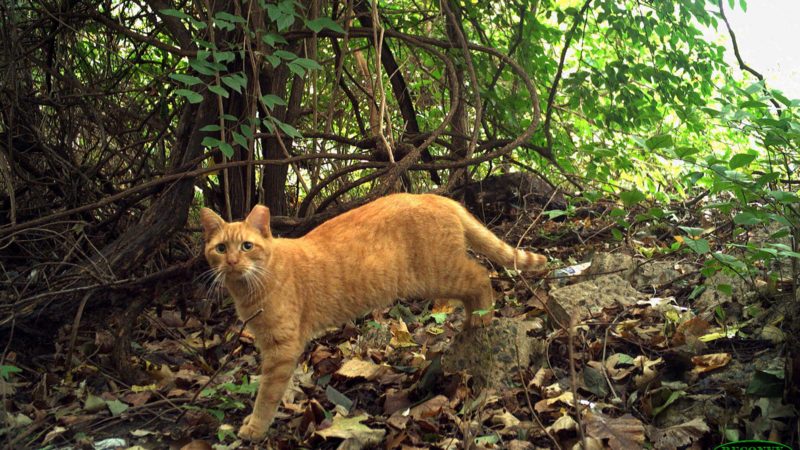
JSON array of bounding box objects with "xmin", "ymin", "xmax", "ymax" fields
[{"xmin": 2, "ymin": 199, "xmax": 797, "ymax": 449}]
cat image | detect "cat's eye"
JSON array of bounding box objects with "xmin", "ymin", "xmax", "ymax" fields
[
  {"xmin": 241, "ymin": 241, "xmax": 254, "ymax": 251},
  {"xmin": 215, "ymin": 243, "xmax": 226, "ymax": 253}
]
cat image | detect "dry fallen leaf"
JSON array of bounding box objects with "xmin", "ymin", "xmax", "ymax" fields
[
  {"xmin": 316, "ymin": 414, "xmax": 385, "ymax": 447},
  {"xmin": 389, "ymin": 320, "xmax": 418, "ymax": 348},
  {"xmin": 547, "ymin": 414, "xmax": 577, "ymax": 433},
  {"xmin": 530, "ymin": 367, "xmax": 553, "ymax": 390},
  {"xmin": 534, "ymin": 391, "xmax": 574, "ymax": 413},
  {"xmin": 633, "ymin": 356, "xmax": 663, "ymax": 388},
  {"xmin": 409, "ymin": 395, "xmax": 449, "ymax": 420},
  {"xmin": 180, "ymin": 440, "xmax": 213, "ymax": 450},
  {"xmin": 490, "ymin": 410, "xmax": 521, "ymax": 430},
  {"xmin": 585, "ymin": 412, "xmax": 645, "ymax": 450},
  {"xmin": 691, "ymin": 353, "xmax": 731, "ymax": 374},
  {"xmin": 542, "ymin": 382, "xmax": 563, "ymax": 398},
  {"xmin": 336, "ymin": 358, "xmax": 388, "ymax": 381},
  {"xmin": 646, "ymin": 417, "xmax": 710, "ymax": 450}
]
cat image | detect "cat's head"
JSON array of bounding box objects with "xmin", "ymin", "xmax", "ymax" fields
[{"xmin": 199, "ymin": 205, "xmax": 273, "ymax": 285}]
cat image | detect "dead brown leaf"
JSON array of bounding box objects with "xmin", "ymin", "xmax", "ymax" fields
[
  {"xmin": 534, "ymin": 391, "xmax": 574, "ymax": 413},
  {"xmin": 530, "ymin": 367, "xmax": 553, "ymax": 390},
  {"xmin": 409, "ymin": 395, "xmax": 449, "ymax": 420},
  {"xmin": 180, "ymin": 440, "xmax": 213, "ymax": 450},
  {"xmin": 691, "ymin": 353, "xmax": 731, "ymax": 374},
  {"xmin": 585, "ymin": 412, "xmax": 645, "ymax": 450},
  {"xmin": 646, "ymin": 417, "xmax": 710, "ymax": 450},
  {"xmin": 122, "ymin": 391, "xmax": 153, "ymax": 407},
  {"xmin": 336, "ymin": 358, "xmax": 388, "ymax": 381}
]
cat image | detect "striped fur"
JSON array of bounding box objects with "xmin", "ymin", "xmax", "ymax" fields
[{"xmin": 454, "ymin": 205, "xmax": 548, "ymax": 270}]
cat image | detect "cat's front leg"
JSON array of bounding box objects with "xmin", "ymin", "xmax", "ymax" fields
[{"xmin": 238, "ymin": 342, "xmax": 302, "ymax": 441}]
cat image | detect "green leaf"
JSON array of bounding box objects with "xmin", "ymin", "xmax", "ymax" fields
[
  {"xmin": 106, "ymin": 399, "xmax": 130, "ymax": 417},
  {"xmin": 683, "ymin": 238, "xmax": 710, "ymax": 254},
  {"xmin": 733, "ymin": 212, "xmax": 761, "ymax": 226},
  {"xmin": 739, "ymin": 99, "xmax": 768, "ymax": 109},
  {"xmin": 653, "ymin": 390, "xmax": 686, "ymax": 417},
  {"xmin": 273, "ymin": 50, "xmax": 297, "ymax": 60},
  {"xmin": 717, "ymin": 284, "xmax": 733, "ymax": 296},
  {"xmin": 208, "ymin": 84, "xmax": 229, "ymax": 98},
  {"xmin": 188, "ymin": 59, "xmax": 216, "ymax": 76},
  {"xmin": 169, "ymin": 73, "xmax": 203, "ymax": 86},
  {"xmin": 200, "ymin": 124, "xmax": 221, "ymax": 132},
  {"xmin": 430, "ymin": 312, "xmax": 447, "ymax": 324},
  {"xmin": 619, "ymin": 189, "xmax": 645, "ymax": 207},
  {"xmin": 221, "ymin": 74, "xmax": 246, "ymax": 94},
  {"xmin": 582, "ymin": 366, "xmax": 609, "ymax": 397},
  {"xmin": 240, "ymin": 124, "xmax": 254, "ymax": 139},
  {"xmin": 746, "ymin": 369, "xmax": 784, "ymax": 397},
  {"xmin": 277, "ymin": 14, "xmax": 294, "ymax": 31},
  {"xmin": 305, "ymin": 17, "xmax": 345, "ymax": 34},
  {"xmin": 728, "ymin": 153, "xmax": 756, "ymax": 169},
  {"xmin": 275, "ymin": 120, "xmax": 302, "ymax": 138},
  {"xmin": 84, "ymin": 393, "xmax": 106, "ymax": 413},
  {"xmin": 544, "ymin": 209, "xmax": 568, "ymax": 219},
  {"xmin": 260, "ymin": 94, "xmax": 286, "ymax": 110},
  {"xmin": 0, "ymin": 365, "xmax": 22, "ymax": 380},
  {"xmin": 265, "ymin": 54, "xmax": 281, "ymax": 68},
  {"xmin": 325, "ymin": 385, "xmax": 352, "ymax": 412},
  {"xmin": 768, "ymin": 190, "xmax": 800, "ymax": 203},
  {"xmin": 293, "ymin": 57, "xmax": 322, "ymax": 71},
  {"xmin": 287, "ymin": 61, "xmax": 305, "ymax": 77},
  {"xmin": 214, "ymin": 18, "xmax": 235, "ymax": 31},
  {"xmin": 215, "ymin": 12, "xmax": 246, "ymax": 23},
  {"xmin": 219, "ymin": 142, "xmax": 234, "ymax": 158},
  {"xmin": 214, "ymin": 51, "xmax": 235, "ymax": 63},
  {"xmin": 232, "ymin": 131, "xmax": 248, "ymax": 148},
  {"xmin": 160, "ymin": 8, "xmax": 191, "ymax": 19},
  {"xmin": 262, "ymin": 33, "xmax": 288, "ymax": 47},
  {"xmin": 674, "ymin": 146, "xmax": 700, "ymax": 159},
  {"xmin": 175, "ymin": 89, "xmax": 203, "ymax": 104},
  {"xmin": 645, "ymin": 134, "xmax": 673, "ymax": 150},
  {"xmin": 201, "ymin": 136, "xmax": 223, "ymax": 147},
  {"xmin": 678, "ymin": 226, "xmax": 705, "ymax": 237},
  {"xmin": 474, "ymin": 435, "xmax": 501, "ymax": 445}
]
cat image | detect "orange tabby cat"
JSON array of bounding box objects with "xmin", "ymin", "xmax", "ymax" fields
[{"xmin": 199, "ymin": 193, "xmax": 546, "ymax": 440}]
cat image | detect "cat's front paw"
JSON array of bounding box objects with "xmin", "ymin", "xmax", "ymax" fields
[{"xmin": 238, "ymin": 418, "xmax": 268, "ymax": 442}]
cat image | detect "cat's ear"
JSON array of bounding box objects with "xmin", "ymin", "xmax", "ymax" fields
[
  {"xmin": 246, "ymin": 204, "xmax": 272, "ymax": 239},
  {"xmin": 199, "ymin": 207, "xmax": 225, "ymax": 240}
]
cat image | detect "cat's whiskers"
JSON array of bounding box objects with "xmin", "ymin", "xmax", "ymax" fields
[
  {"xmin": 243, "ymin": 264, "xmax": 269, "ymax": 294},
  {"xmin": 203, "ymin": 268, "xmax": 227, "ymax": 301}
]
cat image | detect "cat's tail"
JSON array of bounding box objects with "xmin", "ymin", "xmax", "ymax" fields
[{"xmin": 455, "ymin": 206, "xmax": 547, "ymax": 271}]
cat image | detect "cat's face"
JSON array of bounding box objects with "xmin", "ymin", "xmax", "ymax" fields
[{"xmin": 200, "ymin": 205, "xmax": 273, "ymax": 287}]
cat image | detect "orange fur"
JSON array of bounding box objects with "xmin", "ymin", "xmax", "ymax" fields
[{"xmin": 199, "ymin": 193, "xmax": 546, "ymax": 440}]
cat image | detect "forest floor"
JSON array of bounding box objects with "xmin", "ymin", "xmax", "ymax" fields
[{"xmin": 2, "ymin": 191, "xmax": 797, "ymax": 450}]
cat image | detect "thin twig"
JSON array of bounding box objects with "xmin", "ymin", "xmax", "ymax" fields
[{"xmin": 175, "ymin": 307, "xmax": 264, "ymax": 422}]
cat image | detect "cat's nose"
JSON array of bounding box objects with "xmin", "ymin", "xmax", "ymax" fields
[{"xmin": 226, "ymin": 255, "xmax": 239, "ymax": 265}]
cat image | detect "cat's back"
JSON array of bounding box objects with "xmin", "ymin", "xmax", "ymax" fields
[{"xmin": 303, "ymin": 193, "xmax": 458, "ymax": 241}]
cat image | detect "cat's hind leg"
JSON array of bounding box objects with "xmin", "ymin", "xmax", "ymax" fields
[{"xmin": 442, "ymin": 258, "xmax": 495, "ymax": 329}]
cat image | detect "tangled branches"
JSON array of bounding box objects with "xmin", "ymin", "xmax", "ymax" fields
[{"xmin": 0, "ymin": 0, "xmax": 544, "ymax": 329}]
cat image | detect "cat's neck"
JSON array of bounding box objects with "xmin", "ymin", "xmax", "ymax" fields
[{"xmin": 225, "ymin": 271, "xmax": 274, "ymax": 305}]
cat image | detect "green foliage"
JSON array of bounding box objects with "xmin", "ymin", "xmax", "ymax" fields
[{"xmin": 0, "ymin": 365, "xmax": 21, "ymax": 380}]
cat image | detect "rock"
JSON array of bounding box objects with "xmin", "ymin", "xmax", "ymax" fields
[
  {"xmin": 442, "ymin": 318, "xmax": 544, "ymax": 390},
  {"xmin": 631, "ymin": 260, "xmax": 694, "ymax": 289},
  {"xmin": 549, "ymin": 274, "xmax": 643, "ymax": 323},
  {"xmin": 585, "ymin": 253, "xmax": 636, "ymax": 280},
  {"xmin": 585, "ymin": 252, "xmax": 694, "ymax": 289},
  {"xmin": 694, "ymin": 271, "xmax": 752, "ymax": 318}
]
